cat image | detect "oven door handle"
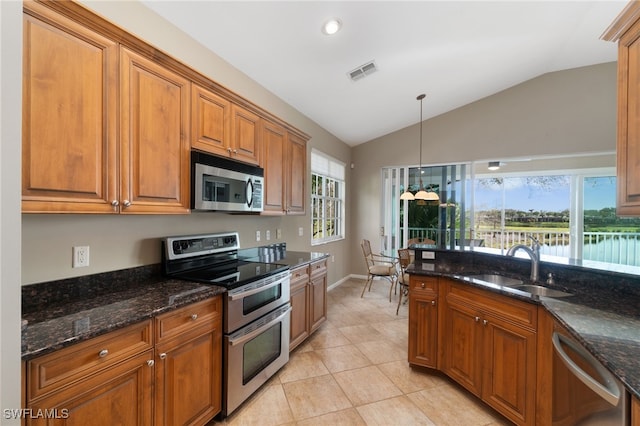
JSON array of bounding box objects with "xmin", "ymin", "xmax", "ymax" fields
[
  {"xmin": 228, "ymin": 278, "xmax": 283, "ymax": 301},
  {"xmin": 228, "ymin": 306, "xmax": 291, "ymax": 347},
  {"xmin": 552, "ymin": 332, "xmax": 621, "ymax": 406}
]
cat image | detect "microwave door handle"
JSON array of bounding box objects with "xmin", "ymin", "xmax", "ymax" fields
[
  {"xmin": 246, "ymin": 179, "xmax": 254, "ymax": 208},
  {"xmin": 228, "ymin": 306, "xmax": 291, "ymax": 346},
  {"xmin": 551, "ymin": 332, "xmax": 621, "ymax": 406}
]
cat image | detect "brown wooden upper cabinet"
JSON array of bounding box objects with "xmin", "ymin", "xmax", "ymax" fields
[
  {"xmin": 191, "ymin": 84, "xmax": 261, "ymax": 166},
  {"xmin": 603, "ymin": 2, "xmax": 640, "ymax": 216},
  {"xmin": 22, "ymin": 2, "xmax": 118, "ymax": 213},
  {"xmin": 22, "ymin": 2, "xmax": 190, "ymax": 214},
  {"xmin": 261, "ymin": 120, "xmax": 307, "ymax": 215}
]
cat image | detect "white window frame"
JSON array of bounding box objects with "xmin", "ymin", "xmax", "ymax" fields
[{"xmin": 311, "ymin": 149, "xmax": 345, "ymax": 245}]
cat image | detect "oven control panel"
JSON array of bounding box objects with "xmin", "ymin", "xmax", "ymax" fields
[{"xmin": 165, "ymin": 232, "xmax": 239, "ymax": 260}]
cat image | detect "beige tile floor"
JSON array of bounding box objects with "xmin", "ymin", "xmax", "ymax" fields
[{"xmin": 212, "ymin": 278, "xmax": 512, "ymax": 426}]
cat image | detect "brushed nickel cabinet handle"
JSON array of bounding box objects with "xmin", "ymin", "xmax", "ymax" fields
[
  {"xmin": 159, "ymin": 353, "xmax": 167, "ymax": 360},
  {"xmin": 147, "ymin": 360, "xmax": 154, "ymax": 367},
  {"xmin": 123, "ymin": 200, "xmax": 131, "ymax": 207},
  {"xmin": 431, "ymin": 300, "xmax": 436, "ymax": 306},
  {"xmin": 99, "ymin": 349, "xmax": 109, "ymax": 358},
  {"xmin": 191, "ymin": 314, "xmax": 198, "ymax": 321},
  {"xmin": 474, "ymin": 316, "xmax": 480, "ymax": 322}
]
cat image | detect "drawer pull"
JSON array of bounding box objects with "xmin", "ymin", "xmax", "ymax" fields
[
  {"xmin": 159, "ymin": 353, "xmax": 167, "ymax": 360},
  {"xmin": 98, "ymin": 349, "xmax": 109, "ymax": 358},
  {"xmin": 431, "ymin": 300, "xmax": 436, "ymax": 306},
  {"xmin": 474, "ymin": 316, "xmax": 480, "ymax": 322},
  {"xmin": 191, "ymin": 314, "xmax": 198, "ymax": 321},
  {"xmin": 147, "ymin": 360, "xmax": 154, "ymax": 367},
  {"xmin": 421, "ymin": 283, "xmax": 426, "ymax": 289},
  {"xmin": 483, "ymin": 319, "xmax": 488, "ymax": 326}
]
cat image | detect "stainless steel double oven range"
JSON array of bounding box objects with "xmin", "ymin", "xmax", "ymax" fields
[{"xmin": 162, "ymin": 232, "xmax": 290, "ymax": 417}]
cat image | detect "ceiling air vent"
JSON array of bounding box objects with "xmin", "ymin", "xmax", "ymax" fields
[{"xmin": 348, "ymin": 60, "xmax": 377, "ymax": 82}]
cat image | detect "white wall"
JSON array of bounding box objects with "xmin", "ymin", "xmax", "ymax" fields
[
  {"xmin": 1, "ymin": 0, "xmax": 23, "ymax": 421},
  {"xmin": 351, "ymin": 62, "xmax": 617, "ymax": 274}
]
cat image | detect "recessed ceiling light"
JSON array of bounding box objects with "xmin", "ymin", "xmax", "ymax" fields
[{"xmin": 322, "ymin": 18, "xmax": 342, "ymax": 35}]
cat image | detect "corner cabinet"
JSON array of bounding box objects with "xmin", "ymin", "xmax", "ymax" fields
[
  {"xmin": 603, "ymin": 3, "xmax": 640, "ymax": 216},
  {"xmin": 289, "ymin": 258, "xmax": 327, "ymax": 351},
  {"xmin": 262, "ymin": 120, "xmax": 308, "ymax": 215},
  {"xmin": 408, "ymin": 276, "xmax": 439, "ymax": 369},
  {"xmin": 441, "ymin": 279, "xmax": 537, "ymax": 426}
]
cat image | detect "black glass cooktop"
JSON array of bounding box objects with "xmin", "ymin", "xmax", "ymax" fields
[{"xmin": 172, "ymin": 260, "xmax": 288, "ymax": 289}]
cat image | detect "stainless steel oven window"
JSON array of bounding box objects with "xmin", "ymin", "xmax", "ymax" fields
[
  {"xmin": 242, "ymin": 283, "xmax": 282, "ymax": 316},
  {"xmin": 242, "ymin": 322, "xmax": 282, "ymax": 384}
]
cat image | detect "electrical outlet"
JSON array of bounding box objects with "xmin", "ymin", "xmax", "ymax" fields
[
  {"xmin": 276, "ymin": 229, "xmax": 282, "ymax": 239},
  {"xmin": 331, "ymin": 255, "xmax": 335, "ymax": 263},
  {"xmin": 256, "ymin": 231, "xmax": 261, "ymax": 242},
  {"xmin": 266, "ymin": 230, "xmax": 271, "ymax": 241},
  {"xmin": 422, "ymin": 251, "xmax": 436, "ymax": 260},
  {"xmin": 73, "ymin": 246, "xmax": 90, "ymax": 268},
  {"xmin": 298, "ymin": 227, "xmax": 303, "ymax": 237}
]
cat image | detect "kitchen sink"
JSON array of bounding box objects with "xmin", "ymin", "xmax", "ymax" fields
[
  {"xmin": 509, "ymin": 284, "xmax": 573, "ymax": 298},
  {"xmin": 467, "ymin": 274, "xmax": 523, "ymax": 286}
]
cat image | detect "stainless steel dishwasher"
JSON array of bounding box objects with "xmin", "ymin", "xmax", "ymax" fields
[{"xmin": 552, "ymin": 330, "xmax": 629, "ymax": 425}]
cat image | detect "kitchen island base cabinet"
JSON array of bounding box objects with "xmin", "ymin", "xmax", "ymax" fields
[
  {"xmin": 441, "ymin": 280, "xmax": 537, "ymax": 426},
  {"xmin": 408, "ymin": 276, "xmax": 438, "ymax": 369},
  {"xmin": 289, "ymin": 259, "xmax": 328, "ymax": 352}
]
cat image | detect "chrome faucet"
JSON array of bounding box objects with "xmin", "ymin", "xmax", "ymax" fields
[{"xmin": 506, "ymin": 236, "xmax": 541, "ymax": 282}]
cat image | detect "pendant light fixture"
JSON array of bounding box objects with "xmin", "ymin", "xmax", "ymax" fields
[{"xmin": 400, "ymin": 94, "xmax": 440, "ymax": 202}]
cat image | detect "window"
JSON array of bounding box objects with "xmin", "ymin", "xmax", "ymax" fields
[{"xmin": 311, "ymin": 150, "xmax": 345, "ymax": 244}]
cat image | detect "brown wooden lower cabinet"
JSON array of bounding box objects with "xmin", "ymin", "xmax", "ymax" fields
[
  {"xmin": 408, "ymin": 275, "xmax": 438, "ymax": 368},
  {"xmin": 289, "ymin": 259, "xmax": 327, "ymax": 351},
  {"xmin": 408, "ymin": 276, "xmax": 537, "ymax": 426},
  {"xmin": 24, "ymin": 296, "xmax": 222, "ymax": 426},
  {"xmin": 633, "ymin": 396, "xmax": 640, "ymax": 426}
]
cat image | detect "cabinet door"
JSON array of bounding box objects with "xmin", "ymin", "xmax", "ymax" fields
[
  {"xmin": 286, "ymin": 132, "xmax": 307, "ymax": 214},
  {"xmin": 231, "ymin": 104, "xmax": 261, "ymax": 165},
  {"xmin": 262, "ymin": 120, "xmax": 286, "ymax": 214},
  {"xmin": 22, "ymin": 4, "xmax": 118, "ymax": 213},
  {"xmin": 289, "ymin": 279, "xmax": 309, "ymax": 351},
  {"xmin": 155, "ymin": 329, "xmax": 222, "ymax": 426},
  {"xmin": 408, "ymin": 292, "xmax": 438, "ymax": 368},
  {"xmin": 120, "ymin": 47, "xmax": 190, "ymax": 214},
  {"xmin": 309, "ymin": 273, "xmax": 327, "ymax": 333},
  {"xmin": 191, "ymin": 84, "xmax": 231, "ymax": 157},
  {"xmin": 482, "ymin": 317, "xmax": 536, "ymax": 425},
  {"xmin": 27, "ymin": 351, "xmax": 154, "ymax": 426},
  {"xmin": 617, "ymin": 18, "xmax": 640, "ymax": 215},
  {"xmin": 442, "ymin": 299, "xmax": 483, "ymax": 396}
]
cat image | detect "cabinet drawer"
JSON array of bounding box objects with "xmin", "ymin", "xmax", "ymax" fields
[
  {"xmin": 290, "ymin": 265, "xmax": 310, "ymax": 287},
  {"xmin": 155, "ymin": 296, "xmax": 221, "ymax": 343},
  {"xmin": 409, "ymin": 276, "xmax": 438, "ymax": 293},
  {"xmin": 447, "ymin": 282, "xmax": 537, "ymax": 330},
  {"xmin": 27, "ymin": 320, "xmax": 153, "ymax": 402},
  {"xmin": 310, "ymin": 259, "xmax": 327, "ymax": 277}
]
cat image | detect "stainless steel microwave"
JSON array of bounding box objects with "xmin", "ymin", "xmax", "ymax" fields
[{"xmin": 191, "ymin": 151, "xmax": 264, "ymax": 213}]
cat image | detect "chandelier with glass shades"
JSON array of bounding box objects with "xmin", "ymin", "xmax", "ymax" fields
[{"xmin": 400, "ymin": 94, "xmax": 440, "ymax": 202}]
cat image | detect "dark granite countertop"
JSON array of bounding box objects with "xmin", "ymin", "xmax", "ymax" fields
[
  {"xmin": 406, "ymin": 249, "xmax": 640, "ymax": 399},
  {"xmin": 238, "ymin": 244, "xmax": 330, "ymax": 267},
  {"xmin": 21, "ymin": 248, "xmax": 327, "ymax": 361},
  {"xmin": 21, "ymin": 265, "xmax": 225, "ymax": 360}
]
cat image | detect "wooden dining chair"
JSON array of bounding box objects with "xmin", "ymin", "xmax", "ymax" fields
[
  {"xmin": 396, "ymin": 248, "xmax": 412, "ymax": 315},
  {"xmin": 360, "ymin": 239, "xmax": 398, "ymax": 302}
]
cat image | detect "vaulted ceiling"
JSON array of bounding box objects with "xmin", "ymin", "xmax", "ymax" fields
[{"xmin": 141, "ymin": 1, "xmax": 626, "ymax": 146}]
